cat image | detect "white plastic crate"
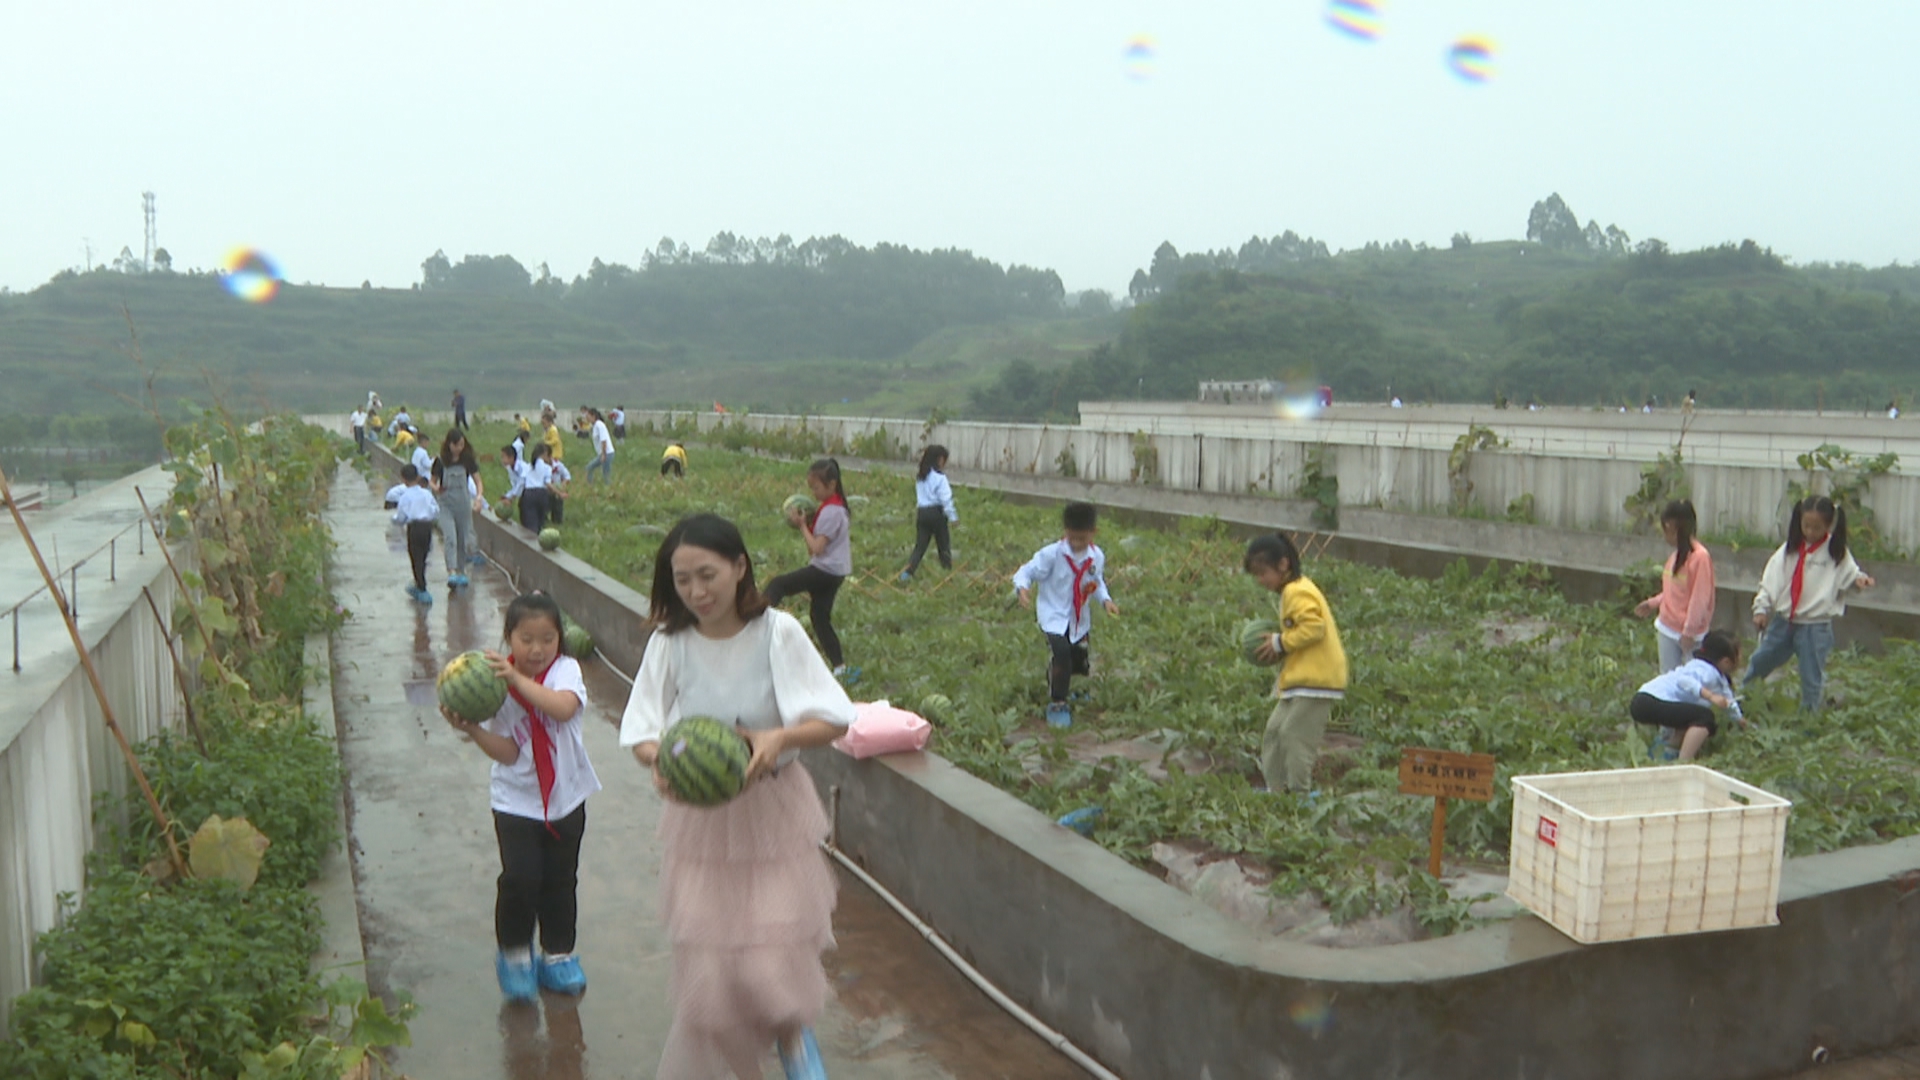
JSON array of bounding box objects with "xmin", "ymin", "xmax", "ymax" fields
[{"xmin": 1506, "ymin": 765, "xmax": 1791, "ymax": 944}]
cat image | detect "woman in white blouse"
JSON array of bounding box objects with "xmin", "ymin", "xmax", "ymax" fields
[{"xmin": 619, "ymin": 514, "xmax": 854, "ymax": 1080}]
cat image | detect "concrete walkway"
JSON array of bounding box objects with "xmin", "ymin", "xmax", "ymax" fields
[{"xmin": 324, "ymin": 461, "xmax": 1080, "ymax": 1080}]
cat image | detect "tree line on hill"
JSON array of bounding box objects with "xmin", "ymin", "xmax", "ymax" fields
[{"xmin": 967, "ymin": 195, "xmax": 1920, "ymax": 420}]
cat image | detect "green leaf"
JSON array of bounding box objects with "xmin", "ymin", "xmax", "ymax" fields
[
  {"xmin": 351, "ymin": 995, "xmax": 413, "ymax": 1050},
  {"xmin": 117, "ymin": 1020, "xmax": 156, "ymax": 1047},
  {"xmin": 188, "ymin": 814, "xmax": 271, "ymax": 890}
]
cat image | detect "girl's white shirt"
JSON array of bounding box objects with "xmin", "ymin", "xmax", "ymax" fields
[
  {"xmin": 619, "ymin": 610, "xmax": 854, "ymax": 769},
  {"xmin": 1752, "ymin": 541, "xmax": 1866, "ymax": 622},
  {"xmin": 480, "ymin": 655, "xmax": 601, "ymax": 820}
]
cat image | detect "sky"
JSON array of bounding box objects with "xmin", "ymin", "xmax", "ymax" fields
[{"xmin": 3, "ymin": 0, "xmax": 1917, "ymax": 296}]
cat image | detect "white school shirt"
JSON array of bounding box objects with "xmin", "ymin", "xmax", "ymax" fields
[
  {"xmin": 619, "ymin": 610, "xmax": 854, "ymax": 770},
  {"xmin": 591, "ymin": 420, "xmax": 614, "ymax": 457},
  {"xmin": 1637, "ymin": 658, "xmax": 1734, "ymax": 711},
  {"xmin": 1751, "ymin": 541, "xmax": 1866, "ymax": 623},
  {"xmin": 608, "ymin": 409, "xmax": 625, "ymax": 427},
  {"xmin": 410, "ymin": 445, "xmax": 434, "ymax": 476},
  {"xmin": 915, "ymin": 471, "xmax": 957, "ymax": 522},
  {"xmin": 1012, "ymin": 539, "xmax": 1112, "ymax": 642},
  {"xmin": 391, "ymin": 485, "xmax": 439, "ymax": 524},
  {"xmin": 383, "ymin": 482, "xmax": 408, "ymax": 505},
  {"xmin": 549, "ymin": 461, "xmax": 572, "ymax": 485},
  {"xmin": 388, "ymin": 411, "xmax": 411, "ymax": 436},
  {"xmin": 350, "ymin": 409, "xmax": 367, "ymax": 428},
  {"xmin": 501, "ymin": 459, "xmax": 531, "ymax": 499},
  {"xmin": 480, "ymin": 655, "xmax": 601, "ymax": 821}
]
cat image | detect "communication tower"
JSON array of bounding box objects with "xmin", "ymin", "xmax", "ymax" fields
[{"xmin": 142, "ymin": 191, "xmax": 156, "ymax": 271}]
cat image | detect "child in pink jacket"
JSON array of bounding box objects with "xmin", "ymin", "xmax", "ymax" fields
[{"xmin": 1634, "ymin": 500, "xmax": 1716, "ymax": 673}]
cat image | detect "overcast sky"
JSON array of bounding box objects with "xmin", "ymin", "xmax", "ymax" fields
[{"xmin": 4, "ymin": 1, "xmax": 1915, "ymax": 295}]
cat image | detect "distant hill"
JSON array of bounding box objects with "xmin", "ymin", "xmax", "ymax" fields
[
  {"xmin": 0, "ymin": 238, "xmax": 1110, "ymax": 419},
  {"xmin": 967, "ymin": 235, "xmax": 1920, "ymax": 419}
]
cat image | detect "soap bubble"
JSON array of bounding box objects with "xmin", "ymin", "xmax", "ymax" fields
[
  {"xmin": 220, "ymin": 248, "xmax": 283, "ymax": 303},
  {"xmin": 1446, "ymin": 37, "xmax": 1496, "ymax": 83},
  {"xmin": 1121, "ymin": 35, "xmax": 1157, "ymax": 81},
  {"xmin": 1289, "ymin": 991, "xmax": 1335, "ymax": 1036},
  {"xmin": 1325, "ymin": 0, "xmax": 1383, "ymax": 41}
]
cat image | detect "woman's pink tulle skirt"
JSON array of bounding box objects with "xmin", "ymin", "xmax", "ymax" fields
[{"xmin": 655, "ymin": 763, "xmax": 838, "ymax": 1080}]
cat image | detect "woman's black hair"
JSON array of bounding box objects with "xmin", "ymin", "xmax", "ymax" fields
[
  {"xmin": 439, "ymin": 428, "xmax": 477, "ymax": 472},
  {"xmin": 1062, "ymin": 501, "xmax": 1098, "ymax": 532},
  {"xmin": 917, "ymin": 444, "xmax": 949, "ymax": 481},
  {"xmin": 1787, "ymin": 496, "xmax": 1848, "ymax": 561},
  {"xmin": 808, "ymin": 458, "xmax": 847, "ymax": 514},
  {"xmin": 1243, "ymin": 531, "xmax": 1303, "ymax": 582},
  {"xmin": 648, "ymin": 514, "xmax": 769, "ymax": 633},
  {"xmin": 500, "ymin": 443, "xmax": 520, "ymax": 464},
  {"xmin": 1661, "ymin": 500, "xmax": 1697, "ymax": 572},
  {"xmin": 503, "ymin": 591, "xmax": 563, "ymax": 641},
  {"xmin": 1693, "ymin": 628, "xmax": 1740, "ymax": 667},
  {"xmin": 529, "ymin": 441, "xmax": 552, "ymax": 464}
]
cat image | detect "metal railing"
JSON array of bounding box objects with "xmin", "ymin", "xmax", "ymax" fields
[{"xmin": 3, "ymin": 511, "xmax": 159, "ymax": 673}]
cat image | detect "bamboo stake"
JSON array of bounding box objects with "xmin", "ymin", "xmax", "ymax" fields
[
  {"xmin": 141, "ymin": 585, "xmax": 207, "ymax": 756},
  {"xmin": 0, "ymin": 464, "xmax": 187, "ymax": 878}
]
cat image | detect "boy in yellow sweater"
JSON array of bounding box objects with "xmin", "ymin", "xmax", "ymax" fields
[{"xmin": 1245, "ymin": 532, "xmax": 1348, "ymax": 795}]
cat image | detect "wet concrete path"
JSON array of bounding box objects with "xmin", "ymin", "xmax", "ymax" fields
[{"xmin": 324, "ymin": 462, "xmax": 1084, "ymax": 1080}]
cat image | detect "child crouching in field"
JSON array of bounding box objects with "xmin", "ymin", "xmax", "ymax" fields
[
  {"xmin": 1244, "ymin": 532, "xmax": 1347, "ymax": 795},
  {"xmin": 1631, "ymin": 630, "xmax": 1744, "ymax": 762},
  {"xmin": 1013, "ymin": 502, "xmax": 1119, "ymax": 728}
]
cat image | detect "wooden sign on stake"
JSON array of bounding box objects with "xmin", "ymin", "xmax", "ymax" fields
[{"xmin": 1398, "ymin": 747, "xmax": 1497, "ymax": 878}]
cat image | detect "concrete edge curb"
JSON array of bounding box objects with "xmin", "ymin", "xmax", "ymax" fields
[{"xmin": 305, "ymin": 620, "xmax": 366, "ymax": 983}]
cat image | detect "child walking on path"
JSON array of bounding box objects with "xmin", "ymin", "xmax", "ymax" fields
[
  {"xmin": 1013, "ymin": 502, "xmax": 1119, "ymax": 728},
  {"xmin": 900, "ymin": 444, "xmax": 957, "ymax": 581},
  {"xmin": 350, "ymin": 406, "xmax": 367, "ymax": 453},
  {"xmin": 1633, "ymin": 499, "xmax": 1716, "ymax": 672},
  {"xmin": 392, "ymin": 465, "xmax": 439, "ymax": 604},
  {"xmin": 619, "ymin": 514, "xmax": 854, "ymax": 1080},
  {"xmin": 1744, "ymin": 496, "xmax": 1876, "ymax": 712},
  {"xmin": 431, "ymin": 429, "xmax": 479, "ymax": 589},
  {"xmin": 1244, "ymin": 532, "xmax": 1347, "ymax": 794},
  {"xmin": 767, "ymin": 459, "xmax": 856, "ymax": 682},
  {"xmin": 587, "ymin": 409, "xmax": 615, "ymax": 484},
  {"xmin": 1631, "ymin": 630, "xmax": 1744, "ymax": 762},
  {"xmin": 439, "ymin": 592, "xmax": 600, "ymax": 1001}
]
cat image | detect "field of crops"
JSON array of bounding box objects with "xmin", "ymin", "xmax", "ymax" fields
[{"xmin": 468, "ymin": 424, "xmax": 1920, "ymax": 936}]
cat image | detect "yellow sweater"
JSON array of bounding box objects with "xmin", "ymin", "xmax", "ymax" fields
[
  {"xmin": 1273, "ymin": 576, "xmax": 1348, "ymax": 695},
  {"xmin": 541, "ymin": 425, "xmax": 564, "ymax": 463},
  {"xmin": 662, "ymin": 444, "xmax": 687, "ymax": 465}
]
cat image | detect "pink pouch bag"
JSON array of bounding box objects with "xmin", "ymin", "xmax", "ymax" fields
[{"xmin": 834, "ymin": 700, "xmax": 932, "ymax": 759}]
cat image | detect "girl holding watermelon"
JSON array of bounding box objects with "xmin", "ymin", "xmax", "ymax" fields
[
  {"xmin": 766, "ymin": 458, "xmax": 856, "ymax": 683},
  {"xmin": 619, "ymin": 513, "xmax": 855, "ymax": 1080},
  {"xmin": 440, "ymin": 592, "xmax": 601, "ymax": 1002}
]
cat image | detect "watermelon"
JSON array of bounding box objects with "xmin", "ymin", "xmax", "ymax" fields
[
  {"xmin": 1238, "ymin": 618, "xmax": 1282, "ymax": 666},
  {"xmin": 560, "ymin": 615, "xmax": 595, "ymax": 660},
  {"xmin": 437, "ymin": 650, "xmax": 508, "ymax": 723},
  {"xmin": 919, "ymin": 693, "xmax": 954, "ymax": 724},
  {"xmin": 781, "ymin": 493, "xmax": 816, "ymax": 528},
  {"xmin": 495, "ymin": 499, "xmax": 514, "ymax": 520},
  {"xmin": 538, "ymin": 527, "xmax": 562, "ymax": 551},
  {"xmin": 657, "ymin": 716, "xmax": 751, "ymax": 807}
]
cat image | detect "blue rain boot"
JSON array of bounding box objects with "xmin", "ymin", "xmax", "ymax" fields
[
  {"xmin": 496, "ymin": 951, "xmax": 537, "ymax": 1002},
  {"xmin": 1045, "ymin": 703, "xmax": 1072, "ymax": 728},
  {"xmin": 537, "ymin": 953, "xmax": 587, "ymax": 995},
  {"xmin": 778, "ymin": 1027, "xmax": 827, "ymax": 1080}
]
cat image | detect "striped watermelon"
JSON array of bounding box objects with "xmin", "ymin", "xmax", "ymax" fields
[
  {"xmin": 781, "ymin": 493, "xmax": 815, "ymax": 528},
  {"xmin": 919, "ymin": 693, "xmax": 954, "ymax": 724},
  {"xmin": 559, "ymin": 615, "xmax": 594, "ymax": 661},
  {"xmin": 658, "ymin": 716, "xmax": 750, "ymax": 807},
  {"xmin": 437, "ymin": 650, "xmax": 508, "ymax": 722},
  {"xmin": 538, "ymin": 527, "xmax": 562, "ymax": 551},
  {"xmin": 1238, "ymin": 618, "xmax": 1282, "ymax": 666}
]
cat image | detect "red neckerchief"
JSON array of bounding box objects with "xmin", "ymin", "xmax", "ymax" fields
[
  {"xmin": 505, "ymin": 656, "xmax": 561, "ymax": 835},
  {"xmin": 806, "ymin": 492, "xmax": 847, "ymax": 531},
  {"xmin": 1062, "ymin": 542, "xmax": 1097, "ymax": 634},
  {"xmin": 1789, "ymin": 540, "xmax": 1822, "ymax": 620}
]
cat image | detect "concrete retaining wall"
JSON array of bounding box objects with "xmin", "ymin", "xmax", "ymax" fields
[
  {"xmin": 632, "ymin": 408, "xmax": 1920, "ymax": 553},
  {"xmin": 361, "ymin": 443, "xmax": 1920, "ymax": 1080},
  {"xmin": 0, "ymin": 532, "xmax": 186, "ymax": 1033}
]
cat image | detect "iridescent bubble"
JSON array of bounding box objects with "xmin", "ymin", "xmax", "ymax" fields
[
  {"xmin": 221, "ymin": 248, "xmax": 283, "ymax": 303},
  {"xmin": 1121, "ymin": 35, "xmax": 1157, "ymax": 81},
  {"xmin": 1325, "ymin": 0, "xmax": 1383, "ymax": 41},
  {"xmin": 1447, "ymin": 36, "xmax": 1496, "ymax": 83},
  {"xmin": 1289, "ymin": 991, "xmax": 1335, "ymax": 1036}
]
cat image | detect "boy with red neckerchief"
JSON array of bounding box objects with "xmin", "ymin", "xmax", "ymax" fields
[
  {"xmin": 1014, "ymin": 502, "xmax": 1120, "ymax": 728},
  {"xmin": 439, "ymin": 591, "xmax": 601, "ymax": 1002}
]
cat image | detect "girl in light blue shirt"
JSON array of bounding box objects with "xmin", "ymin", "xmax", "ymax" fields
[
  {"xmin": 901, "ymin": 444, "xmax": 957, "ymax": 580},
  {"xmin": 1630, "ymin": 630, "xmax": 1743, "ymax": 762}
]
